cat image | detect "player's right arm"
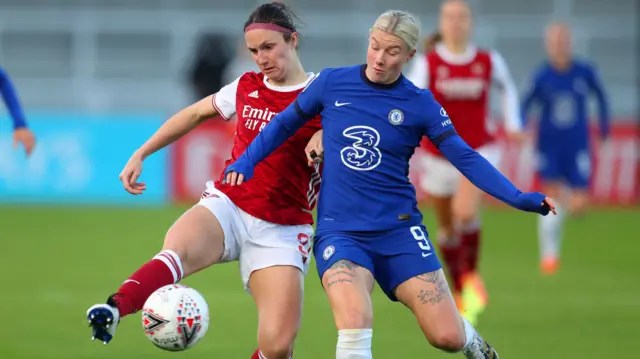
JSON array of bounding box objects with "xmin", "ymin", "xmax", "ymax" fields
[
  {"xmin": 1, "ymin": 67, "xmax": 36, "ymax": 156},
  {"xmin": 419, "ymin": 91, "xmax": 556, "ymax": 216},
  {"xmin": 120, "ymin": 78, "xmax": 239, "ymax": 194}
]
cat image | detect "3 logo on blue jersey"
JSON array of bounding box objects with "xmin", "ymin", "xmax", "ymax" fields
[{"xmin": 340, "ymin": 126, "xmax": 382, "ymax": 171}]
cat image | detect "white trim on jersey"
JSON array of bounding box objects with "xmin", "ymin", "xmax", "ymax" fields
[
  {"xmin": 213, "ymin": 76, "xmax": 240, "ymax": 121},
  {"xmin": 405, "ymin": 45, "xmax": 522, "ymax": 132},
  {"xmin": 306, "ymin": 162, "xmax": 322, "ymax": 208},
  {"xmin": 262, "ymin": 72, "xmax": 316, "ymax": 92},
  {"xmin": 406, "ymin": 53, "xmax": 429, "ymax": 88},
  {"xmin": 489, "ymin": 50, "xmax": 522, "ymax": 132}
]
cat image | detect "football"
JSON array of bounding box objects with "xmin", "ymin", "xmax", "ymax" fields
[{"xmin": 141, "ymin": 284, "xmax": 209, "ymax": 351}]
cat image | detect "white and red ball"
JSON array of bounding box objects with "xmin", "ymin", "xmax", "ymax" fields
[{"xmin": 141, "ymin": 284, "xmax": 210, "ymax": 351}]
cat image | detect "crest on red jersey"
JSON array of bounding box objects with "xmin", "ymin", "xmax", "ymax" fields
[
  {"xmin": 471, "ymin": 63, "xmax": 484, "ymax": 75},
  {"xmin": 436, "ymin": 66, "xmax": 449, "ymax": 78}
]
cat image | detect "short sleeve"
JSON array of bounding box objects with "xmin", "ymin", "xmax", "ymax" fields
[
  {"xmin": 294, "ymin": 70, "xmax": 328, "ymax": 119},
  {"xmin": 405, "ymin": 53, "xmax": 429, "ymax": 89},
  {"xmin": 420, "ymin": 91, "xmax": 458, "ymax": 148},
  {"xmin": 212, "ymin": 76, "xmax": 239, "ymax": 120}
]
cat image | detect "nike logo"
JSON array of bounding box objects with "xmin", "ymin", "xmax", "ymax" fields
[
  {"xmin": 123, "ymin": 279, "xmax": 140, "ymax": 285},
  {"xmin": 335, "ymin": 101, "xmax": 351, "ymax": 107},
  {"xmin": 422, "ymin": 253, "xmax": 433, "ymax": 258}
]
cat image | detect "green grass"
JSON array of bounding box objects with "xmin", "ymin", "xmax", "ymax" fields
[{"xmin": 1, "ymin": 205, "xmax": 639, "ymax": 358}]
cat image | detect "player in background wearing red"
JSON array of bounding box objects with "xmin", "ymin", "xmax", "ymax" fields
[
  {"xmin": 86, "ymin": 3, "xmax": 321, "ymax": 359},
  {"xmin": 406, "ymin": 0, "xmax": 525, "ymax": 325}
]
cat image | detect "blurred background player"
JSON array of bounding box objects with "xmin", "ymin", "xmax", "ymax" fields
[
  {"xmin": 521, "ymin": 22, "xmax": 610, "ymax": 275},
  {"xmin": 86, "ymin": 3, "xmax": 322, "ymax": 359},
  {"xmin": 0, "ymin": 66, "xmax": 35, "ymax": 157},
  {"xmin": 225, "ymin": 10, "xmax": 555, "ymax": 359},
  {"xmin": 406, "ymin": 0, "xmax": 524, "ymax": 324}
]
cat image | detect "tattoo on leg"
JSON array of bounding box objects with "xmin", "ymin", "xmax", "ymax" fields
[
  {"xmin": 325, "ymin": 260, "xmax": 356, "ymax": 288},
  {"xmin": 416, "ymin": 271, "xmax": 450, "ymax": 305}
]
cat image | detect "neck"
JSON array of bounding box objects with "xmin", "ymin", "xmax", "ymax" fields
[
  {"xmin": 266, "ymin": 58, "xmax": 307, "ymax": 87},
  {"xmin": 550, "ymin": 57, "xmax": 571, "ymax": 71},
  {"xmin": 444, "ymin": 40, "xmax": 468, "ymax": 54},
  {"xmin": 365, "ymin": 66, "xmax": 401, "ymax": 85}
]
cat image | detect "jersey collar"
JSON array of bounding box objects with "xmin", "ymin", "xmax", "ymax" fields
[
  {"xmin": 263, "ymin": 72, "xmax": 315, "ymax": 92},
  {"xmin": 360, "ymin": 64, "xmax": 404, "ymax": 89},
  {"xmin": 435, "ymin": 43, "xmax": 478, "ymax": 65}
]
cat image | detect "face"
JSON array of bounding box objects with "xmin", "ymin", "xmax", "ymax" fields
[
  {"xmin": 545, "ymin": 24, "xmax": 572, "ymax": 64},
  {"xmin": 439, "ymin": 0, "xmax": 472, "ymax": 45},
  {"xmin": 366, "ymin": 29, "xmax": 416, "ymax": 84},
  {"xmin": 245, "ymin": 28, "xmax": 298, "ymax": 82}
]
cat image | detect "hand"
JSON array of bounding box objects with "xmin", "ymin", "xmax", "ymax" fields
[
  {"xmin": 518, "ymin": 192, "xmax": 557, "ymax": 216},
  {"xmin": 305, "ymin": 129, "xmax": 324, "ymax": 166},
  {"xmin": 119, "ymin": 153, "xmax": 147, "ymax": 195},
  {"xmin": 223, "ymin": 158, "xmax": 255, "ymax": 186},
  {"xmin": 13, "ymin": 127, "xmax": 36, "ymax": 157},
  {"xmin": 542, "ymin": 196, "xmax": 557, "ymax": 215}
]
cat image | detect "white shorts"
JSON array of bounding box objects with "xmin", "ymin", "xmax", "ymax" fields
[
  {"xmin": 196, "ymin": 181, "xmax": 313, "ymax": 291},
  {"xmin": 419, "ymin": 144, "xmax": 502, "ymax": 197}
]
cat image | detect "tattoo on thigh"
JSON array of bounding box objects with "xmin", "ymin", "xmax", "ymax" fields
[
  {"xmin": 416, "ymin": 271, "xmax": 450, "ymax": 305},
  {"xmin": 325, "ymin": 260, "xmax": 356, "ymax": 288}
]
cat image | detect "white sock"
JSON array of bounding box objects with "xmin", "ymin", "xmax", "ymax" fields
[
  {"xmin": 336, "ymin": 329, "xmax": 373, "ymax": 359},
  {"xmin": 537, "ymin": 205, "xmax": 565, "ymax": 260},
  {"xmin": 461, "ymin": 317, "xmax": 476, "ymax": 351}
]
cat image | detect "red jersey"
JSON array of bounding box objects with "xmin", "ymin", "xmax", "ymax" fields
[
  {"xmin": 212, "ymin": 72, "xmax": 322, "ymax": 225},
  {"xmin": 406, "ymin": 44, "xmax": 522, "ymax": 157}
]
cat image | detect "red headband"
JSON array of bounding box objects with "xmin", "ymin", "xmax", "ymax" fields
[{"xmin": 244, "ymin": 23, "xmax": 293, "ymax": 34}]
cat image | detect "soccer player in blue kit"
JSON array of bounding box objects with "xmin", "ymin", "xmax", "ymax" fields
[
  {"xmin": 521, "ymin": 22, "xmax": 609, "ymax": 275},
  {"xmin": 1, "ymin": 66, "xmax": 35, "ymax": 156},
  {"xmin": 226, "ymin": 10, "xmax": 556, "ymax": 359}
]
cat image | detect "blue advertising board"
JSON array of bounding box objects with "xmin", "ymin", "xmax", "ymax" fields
[{"xmin": 0, "ymin": 114, "xmax": 169, "ymax": 205}]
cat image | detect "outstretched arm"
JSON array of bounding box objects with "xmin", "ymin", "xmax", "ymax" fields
[
  {"xmin": 438, "ymin": 134, "xmax": 552, "ymax": 214},
  {"xmin": 421, "ymin": 95, "xmax": 554, "ymax": 215},
  {"xmin": 0, "ymin": 67, "xmax": 27, "ymax": 129}
]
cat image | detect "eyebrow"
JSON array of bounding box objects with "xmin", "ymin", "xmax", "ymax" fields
[{"xmin": 247, "ymin": 41, "xmax": 273, "ymax": 51}]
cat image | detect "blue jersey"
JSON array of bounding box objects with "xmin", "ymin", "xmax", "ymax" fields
[
  {"xmin": 0, "ymin": 67, "xmax": 27, "ymax": 129},
  {"xmin": 227, "ymin": 64, "xmax": 550, "ymax": 300},
  {"xmin": 521, "ymin": 59, "xmax": 609, "ymax": 150},
  {"xmin": 227, "ymin": 65, "xmax": 549, "ymax": 233}
]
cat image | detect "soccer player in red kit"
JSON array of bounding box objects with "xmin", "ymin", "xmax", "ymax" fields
[
  {"xmin": 86, "ymin": 3, "xmax": 320, "ymax": 359},
  {"xmin": 406, "ymin": 0, "xmax": 525, "ymax": 325}
]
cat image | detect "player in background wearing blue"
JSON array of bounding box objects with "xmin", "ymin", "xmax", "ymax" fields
[
  {"xmin": 521, "ymin": 22, "xmax": 609, "ymax": 275},
  {"xmin": 0, "ymin": 66, "xmax": 35, "ymax": 156},
  {"xmin": 227, "ymin": 11, "xmax": 556, "ymax": 359}
]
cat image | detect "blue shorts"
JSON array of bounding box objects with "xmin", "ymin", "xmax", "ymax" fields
[
  {"xmin": 313, "ymin": 224, "xmax": 442, "ymax": 301},
  {"xmin": 537, "ymin": 147, "xmax": 591, "ymax": 189}
]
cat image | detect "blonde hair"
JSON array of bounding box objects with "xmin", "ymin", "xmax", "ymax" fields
[{"xmin": 371, "ymin": 10, "xmax": 421, "ymax": 51}]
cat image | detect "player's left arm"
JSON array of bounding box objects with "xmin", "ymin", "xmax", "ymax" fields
[
  {"xmin": 224, "ymin": 71, "xmax": 328, "ymax": 184},
  {"xmin": 421, "ymin": 94, "xmax": 554, "ymax": 215},
  {"xmin": 490, "ymin": 51, "xmax": 524, "ymax": 134},
  {"xmin": 585, "ymin": 63, "xmax": 610, "ymax": 140}
]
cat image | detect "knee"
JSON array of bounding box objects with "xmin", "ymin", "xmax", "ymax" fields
[
  {"xmin": 452, "ymin": 207, "xmax": 477, "ymax": 227},
  {"xmin": 426, "ymin": 327, "xmax": 466, "ymax": 353},
  {"xmin": 258, "ymin": 326, "xmax": 296, "ymax": 359},
  {"xmin": 332, "ymin": 302, "xmax": 373, "ymax": 330}
]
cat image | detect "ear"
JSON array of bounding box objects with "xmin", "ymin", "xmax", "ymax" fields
[
  {"xmin": 290, "ymin": 32, "xmax": 299, "ymax": 50},
  {"xmin": 406, "ymin": 48, "xmax": 417, "ymax": 63}
]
